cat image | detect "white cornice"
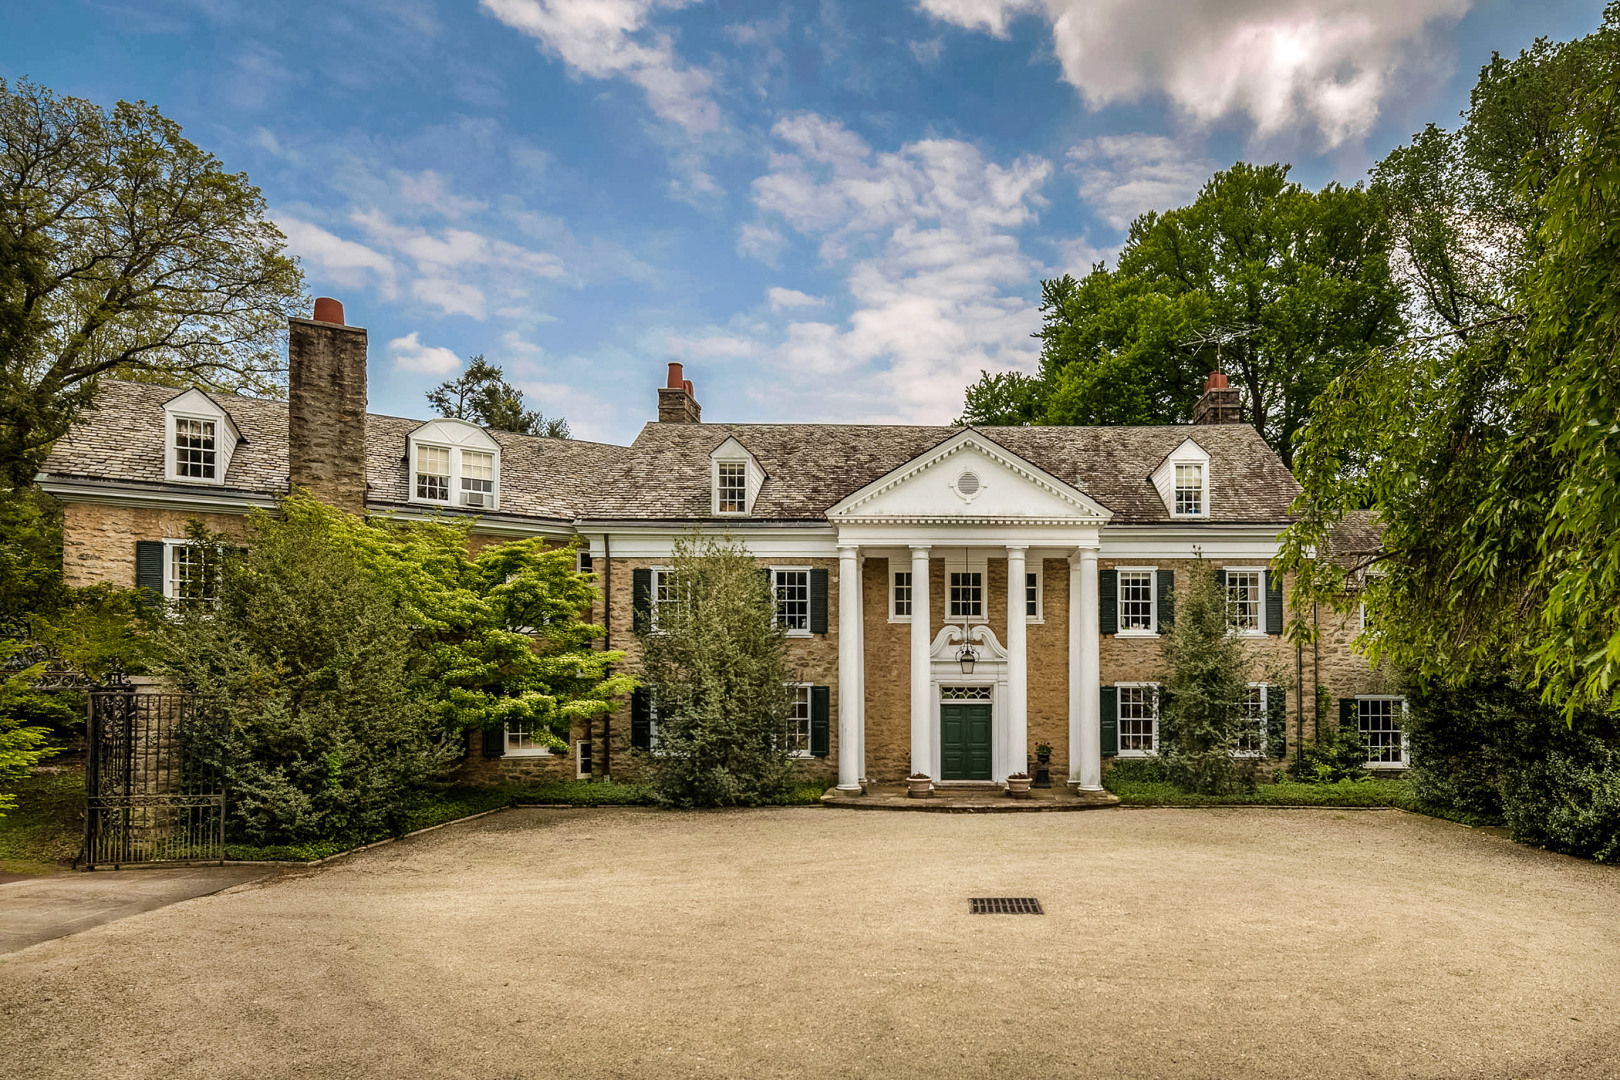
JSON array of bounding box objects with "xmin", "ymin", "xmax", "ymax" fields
[{"xmin": 38, "ymin": 476, "xmax": 279, "ymax": 515}]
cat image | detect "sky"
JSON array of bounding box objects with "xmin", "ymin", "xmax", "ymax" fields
[{"xmin": 2, "ymin": 0, "xmax": 1608, "ymax": 444}]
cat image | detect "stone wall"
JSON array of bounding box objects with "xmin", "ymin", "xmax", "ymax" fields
[{"xmin": 60, "ymin": 503, "xmax": 250, "ymax": 588}]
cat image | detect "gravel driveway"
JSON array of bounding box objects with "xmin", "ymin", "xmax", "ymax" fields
[{"xmin": 1, "ymin": 806, "xmax": 1616, "ymax": 1079}]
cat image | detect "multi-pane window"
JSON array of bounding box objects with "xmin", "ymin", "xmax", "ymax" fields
[
  {"xmin": 460, "ymin": 450, "xmax": 495, "ymax": 508},
  {"xmin": 505, "ymin": 722, "xmax": 547, "ymax": 755},
  {"xmin": 1236, "ymin": 685, "xmax": 1267, "ymax": 757},
  {"xmin": 773, "ymin": 569, "xmax": 810, "ymax": 632},
  {"xmin": 1118, "ymin": 685, "xmax": 1159, "ymax": 754},
  {"xmin": 169, "ymin": 544, "xmax": 217, "ymax": 603},
  {"xmin": 1226, "ymin": 570, "xmax": 1263, "ymax": 631},
  {"xmin": 1358, "ymin": 697, "xmax": 1409, "ymax": 766},
  {"xmin": 893, "ymin": 571, "xmax": 912, "ymax": 617},
  {"xmin": 1026, "ymin": 572, "xmax": 1040, "ymax": 618},
  {"xmin": 174, "ymin": 418, "xmax": 217, "ymax": 479},
  {"xmin": 717, "ymin": 461, "xmax": 747, "ymax": 513},
  {"xmin": 784, "ymin": 685, "xmax": 812, "ymax": 756},
  {"xmin": 1119, "ymin": 570, "xmax": 1154, "ymax": 631},
  {"xmin": 1174, "ymin": 462, "xmax": 1203, "ymax": 515},
  {"xmin": 950, "ymin": 571, "xmax": 983, "ymax": 619},
  {"xmin": 416, "ymin": 445, "xmax": 451, "ymax": 501},
  {"xmin": 940, "ymin": 686, "xmax": 991, "ymax": 700},
  {"xmin": 651, "ymin": 568, "xmax": 680, "ymax": 629}
]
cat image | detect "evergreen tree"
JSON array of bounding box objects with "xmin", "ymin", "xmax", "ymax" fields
[
  {"xmin": 427, "ymin": 355, "xmax": 570, "ymax": 438},
  {"xmin": 1156, "ymin": 565, "xmax": 1260, "ymax": 794}
]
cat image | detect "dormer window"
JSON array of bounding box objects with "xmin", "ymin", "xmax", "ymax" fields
[
  {"xmin": 408, "ymin": 419, "xmax": 501, "ymax": 511},
  {"xmin": 716, "ymin": 461, "xmax": 747, "ymax": 513},
  {"xmin": 163, "ymin": 389, "xmax": 241, "ymax": 486},
  {"xmin": 1151, "ymin": 437, "xmax": 1211, "ymax": 519},
  {"xmin": 710, "ymin": 436, "xmax": 764, "ymax": 516},
  {"xmin": 1174, "ymin": 463, "xmax": 1204, "ymax": 515}
]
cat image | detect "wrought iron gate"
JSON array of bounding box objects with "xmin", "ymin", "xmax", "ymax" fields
[{"xmin": 84, "ymin": 690, "xmax": 226, "ymax": 869}]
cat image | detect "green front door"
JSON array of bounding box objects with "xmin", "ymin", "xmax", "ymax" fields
[{"xmin": 940, "ymin": 703, "xmax": 993, "ymax": 781}]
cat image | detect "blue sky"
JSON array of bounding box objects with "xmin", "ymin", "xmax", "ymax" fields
[{"xmin": 3, "ymin": 0, "xmax": 1607, "ymax": 443}]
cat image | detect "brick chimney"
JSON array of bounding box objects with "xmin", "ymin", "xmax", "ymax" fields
[
  {"xmin": 1192, "ymin": 370, "xmax": 1242, "ymax": 425},
  {"xmin": 288, "ymin": 297, "xmax": 369, "ymax": 512},
  {"xmin": 657, "ymin": 362, "xmax": 702, "ymax": 424}
]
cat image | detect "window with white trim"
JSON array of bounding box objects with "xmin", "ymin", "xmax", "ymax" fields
[
  {"xmin": 784, "ymin": 684, "xmax": 813, "ymax": 757},
  {"xmin": 504, "ymin": 721, "xmax": 551, "ymax": 757},
  {"xmin": 1025, "ymin": 571, "xmax": 1042, "ymax": 620},
  {"xmin": 1118, "ymin": 684, "xmax": 1159, "ymax": 756},
  {"xmin": 651, "ymin": 568, "xmax": 679, "ymax": 630},
  {"xmin": 1226, "ymin": 569, "xmax": 1264, "ymax": 632},
  {"xmin": 1236, "ymin": 685, "xmax": 1267, "ymax": 757},
  {"xmin": 1174, "ymin": 462, "xmax": 1204, "ymax": 515},
  {"xmin": 716, "ymin": 461, "xmax": 747, "ymax": 514},
  {"xmin": 416, "ymin": 444, "xmax": 451, "ymax": 501},
  {"xmin": 174, "ymin": 418, "xmax": 217, "ymax": 479},
  {"xmin": 460, "ymin": 450, "xmax": 495, "ymax": 508},
  {"xmin": 1119, "ymin": 569, "xmax": 1155, "ymax": 632},
  {"xmin": 166, "ymin": 541, "xmax": 218, "ymax": 604},
  {"xmin": 892, "ymin": 570, "xmax": 912, "ymax": 619},
  {"xmin": 771, "ymin": 568, "xmax": 811, "ymax": 633},
  {"xmin": 575, "ymin": 740, "xmax": 593, "ymax": 778},
  {"xmin": 1358, "ymin": 696, "xmax": 1409, "ymax": 767},
  {"xmin": 949, "ymin": 571, "xmax": 983, "ymax": 619}
]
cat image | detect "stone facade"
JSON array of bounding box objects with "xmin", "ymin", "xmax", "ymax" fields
[{"xmin": 60, "ymin": 503, "xmax": 249, "ymax": 589}]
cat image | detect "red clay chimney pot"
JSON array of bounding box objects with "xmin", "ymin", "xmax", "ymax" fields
[
  {"xmin": 1204, "ymin": 370, "xmax": 1229, "ymax": 391},
  {"xmin": 313, "ymin": 297, "xmax": 345, "ymax": 325},
  {"xmin": 683, "ymin": 379, "xmax": 694, "ymax": 395},
  {"xmin": 667, "ymin": 362, "xmax": 684, "ymax": 389}
]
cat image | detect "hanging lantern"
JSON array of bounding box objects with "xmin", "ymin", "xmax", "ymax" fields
[{"xmin": 956, "ymin": 643, "xmax": 978, "ymax": 676}]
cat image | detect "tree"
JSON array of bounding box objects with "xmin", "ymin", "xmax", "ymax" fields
[
  {"xmin": 635, "ymin": 534, "xmax": 797, "ymax": 807},
  {"xmin": 427, "ymin": 355, "xmax": 570, "ymax": 438},
  {"xmin": 0, "ymin": 78, "xmax": 305, "ymax": 491},
  {"xmin": 1279, "ymin": 8, "xmax": 1620, "ymax": 712},
  {"xmin": 0, "ymin": 644, "xmax": 60, "ymax": 816},
  {"xmin": 1154, "ymin": 565, "xmax": 1266, "ymax": 794},
  {"xmin": 960, "ymin": 164, "xmax": 1404, "ymax": 467}
]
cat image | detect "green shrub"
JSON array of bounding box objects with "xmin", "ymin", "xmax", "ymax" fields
[{"xmin": 1288, "ymin": 721, "xmax": 1370, "ymax": 784}]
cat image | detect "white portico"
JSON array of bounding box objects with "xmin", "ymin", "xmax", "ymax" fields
[{"xmin": 826, "ymin": 430, "xmax": 1112, "ymax": 793}]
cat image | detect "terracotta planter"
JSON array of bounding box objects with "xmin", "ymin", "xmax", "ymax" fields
[
  {"xmin": 1006, "ymin": 775, "xmax": 1033, "ymax": 798},
  {"xmin": 907, "ymin": 776, "xmax": 933, "ymax": 798}
]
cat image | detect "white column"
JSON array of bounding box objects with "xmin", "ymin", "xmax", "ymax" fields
[
  {"xmin": 1069, "ymin": 544, "xmax": 1102, "ymax": 789},
  {"xmin": 910, "ymin": 545, "xmax": 933, "ymax": 778},
  {"xmin": 1005, "ymin": 546, "xmax": 1029, "ymax": 780},
  {"xmin": 836, "ymin": 544, "xmax": 864, "ymax": 792},
  {"xmin": 856, "ymin": 555, "xmax": 867, "ymax": 783}
]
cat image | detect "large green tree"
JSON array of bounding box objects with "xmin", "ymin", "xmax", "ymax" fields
[
  {"xmin": 961, "ymin": 163, "xmax": 1404, "ymax": 468},
  {"xmin": 427, "ymin": 355, "xmax": 570, "ymax": 439},
  {"xmin": 0, "ymin": 78, "xmax": 305, "ymax": 490},
  {"xmin": 1280, "ymin": 7, "xmax": 1620, "ymax": 713}
]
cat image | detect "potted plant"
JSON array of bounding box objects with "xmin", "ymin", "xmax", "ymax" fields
[
  {"xmin": 907, "ymin": 773, "xmax": 933, "ymax": 798},
  {"xmin": 1034, "ymin": 743, "xmax": 1052, "ymax": 764},
  {"xmin": 1006, "ymin": 772, "xmax": 1033, "ymax": 797}
]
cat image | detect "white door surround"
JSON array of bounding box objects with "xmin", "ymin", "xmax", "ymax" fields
[{"xmin": 928, "ymin": 625, "xmax": 1012, "ymax": 782}]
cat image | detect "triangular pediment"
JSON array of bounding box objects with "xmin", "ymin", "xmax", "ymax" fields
[{"xmin": 827, "ymin": 429, "xmax": 1112, "ymax": 525}]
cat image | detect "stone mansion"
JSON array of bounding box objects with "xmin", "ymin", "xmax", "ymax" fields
[{"xmin": 37, "ymin": 300, "xmax": 1400, "ymax": 791}]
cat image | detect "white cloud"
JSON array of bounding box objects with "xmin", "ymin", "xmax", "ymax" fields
[
  {"xmin": 276, "ymin": 216, "xmax": 398, "ymax": 299},
  {"xmin": 918, "ymin": 0, "xmax": 1471, "ymax": 146},
  {"xmin": 668, "ymin": 334, "xmax": 765, "ymax": 360},
  {"xmin": 479, "ymin": 0, "xmax": 720, "ymax": 134},
  {"xmin": 736, "ymin": 222, "xmax": 787, "ymax": 264},
  {"xmin": 397, "ymin": 170, "xmax": 488, "ymax": 218},
  {"xmin": 1066, "ymin": 134, "xmax": 1215, "ymax": 230},
  {"xmin": 767, "ymin": 287, "xmax": 827, "ymax": 312},
  {"xmin": 389, "ymin": 331, "xmax": 464, "ymax": 374},
  {"xmin": 738, "ymin": 114, "xmax": 1052, "ymax": 423}
]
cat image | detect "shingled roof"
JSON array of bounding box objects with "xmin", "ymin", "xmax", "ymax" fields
[{"xmin": 41, "ymin": 380, "xmax": 1301, "ymax": 526}]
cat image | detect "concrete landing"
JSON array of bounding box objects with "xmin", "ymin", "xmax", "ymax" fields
[{"xmin": 822, "ymin": 783, "xmax": 1120, "ymax": 812}]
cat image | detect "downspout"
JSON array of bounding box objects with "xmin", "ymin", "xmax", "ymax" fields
[
  {"xmin": 1312, "ymin": 602, "xmax": 1320, "ymax": 745},
  {"xmin": 1295, "ymin": 642, "xmax": 1304, "ymax": 772},
  {"xmin": 601, "ymin": 533, "xmax": 611, "ymax": 781}
]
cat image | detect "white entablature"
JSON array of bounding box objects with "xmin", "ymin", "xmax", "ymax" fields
[{"xmin": 825, "ymin": 429, "xmax": 1112, "ymax": 546}]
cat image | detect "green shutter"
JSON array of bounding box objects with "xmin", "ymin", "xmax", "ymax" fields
[
  {"xmin": 1099, "ymin": 568, "xmax": 1118, "ymax": 635},
  {"xmin": 1215, "ymin": 567, "xmax": 1227, "ymax": 591},
  {"xmin": 482, "ymin": 726, "xmax": 504, "ymax": 758},
  {"xmin": 810, "ymin": 568, "xmax": 829, "ymax": 634},
  {"xmin": 1100, "ymin": 685, "xmax": 1118, "ymax": 757},
  {"xmin": 632, "ymin": 568, "xmax": 652, "ymax": 633},
  {"xmin": 1265, "ymin": 573, "xmax": 1284, "ymax": 635},
  {"xmin": 1267, "ymin": 687, "xmax": 1288, "ymax": 759},
  {"xmin": 1156, "ymin": 569, "xmax": 1174, "ymax": 630},
  {"xmin": 631, "ymin": 687, "xmax": 651, "ymax": 750},
  {"xmin": 1339, "ymin": 696, "xmax": 1356, "ymax": 732},
  {"xmin": 135, "ymin": 541, "xmax": 164, "ymax": 605},
  {"xmin": 810, "ymin": 685, "xmax": 830, "ymax": 757}
]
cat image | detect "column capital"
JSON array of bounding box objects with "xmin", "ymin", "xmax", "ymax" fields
[
  {"xmin": 1004, "ymin": 544, "xmax": 1028, "ymax": 554},
  {"xmin": 1069, "ymin": 543, "xmax": 1100, "ymax": 565},
  {"xmin": 837, "ymin": 543, "xmax": 860, "ymax": 557},
  {"xmin": 908, "ymin": 543, "xmax": 932, "ymax": 553}
]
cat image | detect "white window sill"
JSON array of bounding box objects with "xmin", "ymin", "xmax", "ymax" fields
[
  {"xmin": 1115, "ymin": 630, "xmax": 1160, "ymax": 639},
  {"xmin": 888, "ymin": 615, "xmax": 912, "ymax": 624},
  {"xmin": 1366, "ymin": 761, "xmax": 1409, "ymax": 770},
  {"xmin": 1232, "ymin": 629, "xmax": 1267, "ymax": 639},
  {"xmin": 165, "ymin": 474, "xmax": 224, "ymax": 486},
  {"xmin": 783, "ymin": 629, "xmax": 813, "ymax": 639},
  {"xmin": 502, "ymin": 748, "xmax": 554, "ymax": 758},
  {"xmin": 1025, "ymin": 617, "xmax": 1044, "ymax": 625},
  {"xmin": 1115, "ymin": 750, "xmax": 1159, "ymax": 758}
]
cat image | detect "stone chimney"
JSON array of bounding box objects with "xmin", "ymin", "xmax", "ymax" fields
[
  {"xmin": 1192, "ymin": 370, "xmax": 1242, "ymax": 425},
  {"xmin": 657, "ymin": 362, "xmax": 702, "ymax": 424},
  {"xmin": 288, "ymin": 297, "xmax": 369, "ymax": 513}
]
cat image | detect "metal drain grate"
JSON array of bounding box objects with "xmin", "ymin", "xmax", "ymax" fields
[{"xmin": 970, "ymin": 897, "xmax": 1044, "ymax": 915}]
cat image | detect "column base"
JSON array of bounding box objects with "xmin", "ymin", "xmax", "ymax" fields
[
  {"xmin": 1066, "ymin": 781, "xmax": 1106, "ymax": 793},
  {"xmin": 835, "ymin": 783, "xmax": 865, "ymax": 794}
]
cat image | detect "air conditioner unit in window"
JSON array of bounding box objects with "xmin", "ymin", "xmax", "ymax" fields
[{"xmin": 462, "ymin": 491, "xmax": 489, "ymax": 508}]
